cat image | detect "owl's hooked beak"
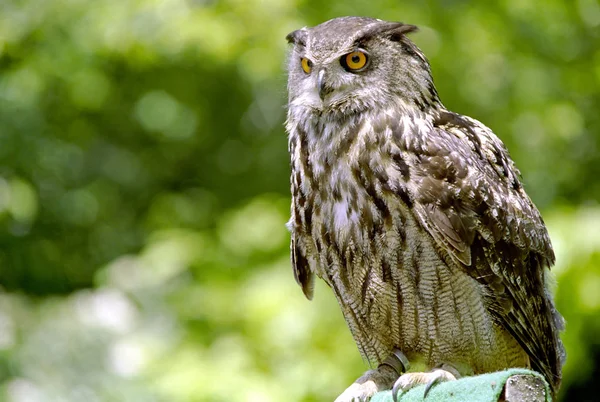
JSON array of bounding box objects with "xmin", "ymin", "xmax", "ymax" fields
[{"xmin": 317, "ymin": 69, "xmax": 327, "ymax": 101}]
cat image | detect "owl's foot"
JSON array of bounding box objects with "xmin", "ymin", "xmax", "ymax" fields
[
  {"xmin": 334, "ymin": 349, "xmax": 409, "ymax": 402},
  {"xmin": 392, "ymin": 364, "xmax": 460, "ymax": 401},
  {"xmin": 334, "ymin": 366, "xmax": 396, "ymax": 402}
]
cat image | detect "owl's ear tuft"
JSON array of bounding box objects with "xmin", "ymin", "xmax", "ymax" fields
[
  {"xmin": 385, "ymin": 24, "xmax": 419, "ymax": 42},
  {"xmin": 286, "ymin": 29, "xmax": 308, "ymax": 46},
  {"xmin": 356, "ymin": 22, "xmax": 418, "ymax": 45}
]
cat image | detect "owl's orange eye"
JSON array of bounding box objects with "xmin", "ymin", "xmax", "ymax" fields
[
  {"xmin": 301, "ymin": 57, "xmax": 312, "ymax": 74},
  {"xmin": 341, "ymin": 50, "xmax": 369, "ymax": 72}
]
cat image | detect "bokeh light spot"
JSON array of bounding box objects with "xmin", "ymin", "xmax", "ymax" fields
[
  {"xmin": 134, "ymin": 90, "xmax": 198, "ymax": 140},
  {"xmin": 8, "ymin": 179, "xmax": 38, "ymax": 225},
  {"xmin": 218, "ymin": 196, "xmax": 288, "ymax": 256},
  {"xmin": 69, "ymin": 69, "xmax": 111, "ymax": 110},
  {"xmin": 579, "ymin": 273, "xmax": 600, "ymax": 310}
]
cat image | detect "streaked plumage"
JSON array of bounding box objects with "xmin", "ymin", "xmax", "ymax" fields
[{"xmin": 285, "ymin": 17, "xmax": 565, "ymax": 400}]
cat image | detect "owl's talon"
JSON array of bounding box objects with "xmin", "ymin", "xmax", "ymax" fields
[
  {"xmin": 392, "ymin": 382, "xmax": 403, "ymax": 402},
  {"xmin": 392, "ymin": 367, "xmax": 458, "ymax": 400},
  {"xmin": 422, "ymin": 369, "xmax": 453, "ymax": 398},
  {"xmin": 422, "ymin": 378, "xmax": 437, "ymax": 399}
]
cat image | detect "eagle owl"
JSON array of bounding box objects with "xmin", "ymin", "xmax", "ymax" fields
[{"xmin": 285, "ymin": 17, "xmax": 565, "ymax": 401}]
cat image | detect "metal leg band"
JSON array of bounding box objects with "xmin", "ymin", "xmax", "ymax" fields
[{"xmin": 378, "ymin": 349, "xmax": 410, "ymax": 376}]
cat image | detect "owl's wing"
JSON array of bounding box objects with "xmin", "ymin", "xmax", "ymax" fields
[
  {"xmin": 401, "ymin": 110, "xmax": 564, "ymax": 392},
  {"xmin": 291, "ymin": 233, "xmax": 315, "ymax": 300}
]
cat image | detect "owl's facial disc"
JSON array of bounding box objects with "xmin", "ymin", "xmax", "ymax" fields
[
  {"xmin": 296, "ymin": 56, "xmax": 367, "ymax": 110},
  {"xmin": 291, "ymin": 59, "xmax": 348, "ymax": 109},
  {"xmin": 316, "ymin": 50, "xmax": 370, "ymax": 101}
]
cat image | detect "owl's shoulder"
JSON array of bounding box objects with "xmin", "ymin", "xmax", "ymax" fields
[{"xmin": 384, "ymin": 107, "xmax": 554, "ymax": 265}]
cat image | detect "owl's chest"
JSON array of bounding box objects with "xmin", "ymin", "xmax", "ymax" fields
[
  {"xmin": 300, "ymin": 152, "xmax": 400, "ymax": 258},
  {"xmin": 290, "ymin": 117, "xmax": 410, "ymax": 266},
  {"xmin": 317, "ymin": 164, "xmax": 363, "ymax": 234}
]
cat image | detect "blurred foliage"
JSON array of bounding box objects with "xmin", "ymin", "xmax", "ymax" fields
[{"xmin": 0, "ymin": 0, "xmax": 598, "ymax": 401}]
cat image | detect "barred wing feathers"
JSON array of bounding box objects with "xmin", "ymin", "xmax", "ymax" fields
[{"xmin": 403, "ymin": 110, "xmax": 564, "ymax": 392}]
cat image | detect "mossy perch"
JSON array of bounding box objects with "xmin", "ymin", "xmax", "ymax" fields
[{"xmin": 370, "ymin": 369, "xmax": 551, "ymax": 402}]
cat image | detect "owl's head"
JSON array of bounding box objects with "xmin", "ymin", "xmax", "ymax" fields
[{"xmin": 286, "ymin": 17, "xmax": 439, "ymax": 115}]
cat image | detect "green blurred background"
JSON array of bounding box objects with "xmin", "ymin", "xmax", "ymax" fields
[{"xmin": 0, "ymin": 0, "xmax": 598, "ymax": 401}]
